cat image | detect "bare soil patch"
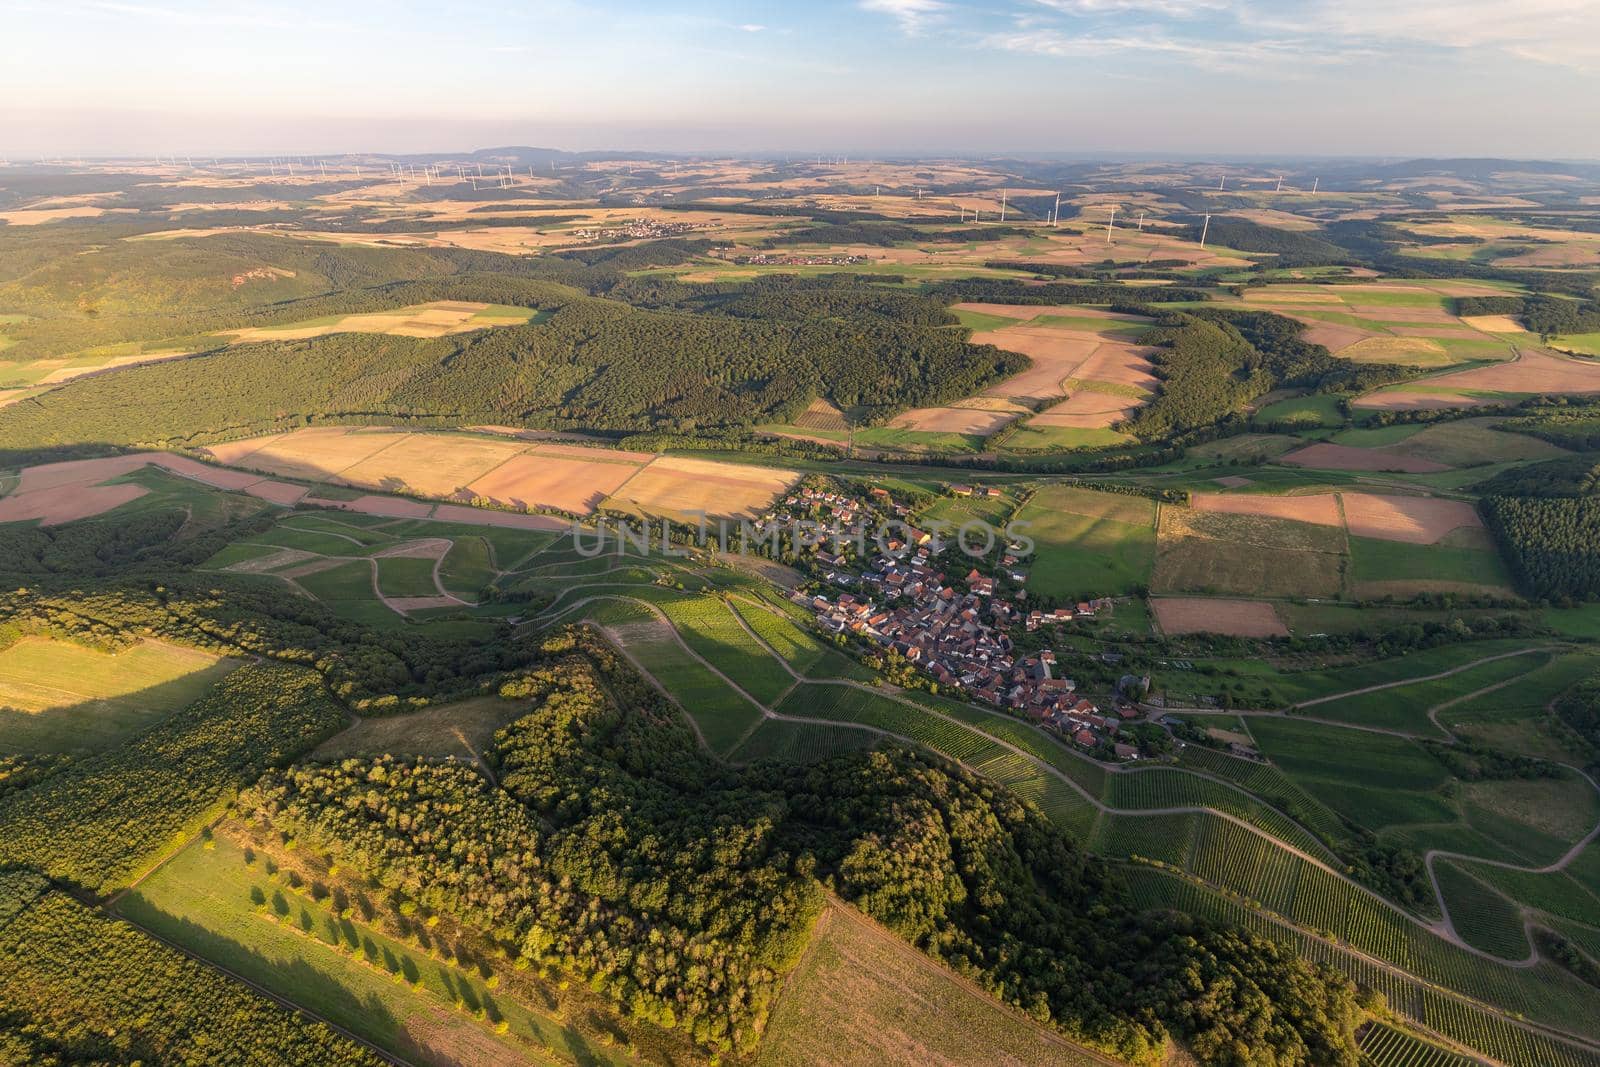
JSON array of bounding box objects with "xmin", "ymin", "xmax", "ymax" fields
[
  {"xmin": 1281, "ymin": 443, "xmax": 1449, "ymax": 474},
  {"xmin": 428, "ymin": 505, "xmax": 567, "ymax": 531},
  {"xmin": 1153, "ymin": 597, "xmax": 1288, "ymax": 638},
  {"xmin": 304, "ymin": 494, "xmax": 433, "ymax": 518},
  {"xmin": 1302, "ymin": 322, "xmax": 1378, "ymax": 353},
  {"xmin": 1340, "ymin": 493, "xmax": 1482, "ymax": 545},
  {"xmin": 1189, "ymin": 492, "xmax": 1343, "ymax": 528}
]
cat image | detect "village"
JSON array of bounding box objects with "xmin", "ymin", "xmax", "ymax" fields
[
  {"xmin": 567, "ymin": 217, "xmax": 711, "ymax": 243},
  {"xmin": 710, "ymin": 250, "xmax": 872, "ymax": 266},
  {"xmin": 764, "ymin": 482, "xmax": 1148, "ymax": 761}
]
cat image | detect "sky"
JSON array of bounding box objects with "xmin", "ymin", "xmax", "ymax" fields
[{"xmin": 2, "ymin": 0, "xmax": 1599, "ymax": 159}]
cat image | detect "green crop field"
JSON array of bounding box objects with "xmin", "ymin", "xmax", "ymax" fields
[
  {"xmin": 374, "ymin": 556, "xmax": 442, "ymax": 598},
  {"xmin": 116, "ymin": 834, "xmax": 628, "ymax": 1067},
  {"xmin": 0, "ymin": 637, "xmax": 239, "ymax": 753},
  {"xmin": 1346, "ymin": 534, "xmax": 1516, "ymax": 598},
  {"xmin": 1013, "ymin": 484, "xmax": 1157, "ymax": 598},
  {"xmin": 437, "ymin": 536, "xmax": 496, "ymax": 597},
  {"xmin": 1358, "ymin": 1021, "xmax": 1482, "ymax": 1067},
  {"xmin": 1248, "ymin": 717, "xmax": 1454, "ymax": 829}
]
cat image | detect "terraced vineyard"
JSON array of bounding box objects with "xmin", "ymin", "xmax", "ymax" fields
[{"xmin": 1358, "ymin": 1022, "xmax": 1480, "ymax": 1067}]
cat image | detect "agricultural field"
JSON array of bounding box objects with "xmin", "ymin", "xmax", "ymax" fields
[
  {"xmin": 1012, "ymin": 485, "xmax": 1157, "ymax": 598},
  {"xmin": 0, "ymin": 637, "xmax": 239, "ymax": 753}
]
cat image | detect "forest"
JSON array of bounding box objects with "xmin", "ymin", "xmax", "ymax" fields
[{"xmin": 1481, "ymin": 494, "xmax": 1600, "ymax": 599}]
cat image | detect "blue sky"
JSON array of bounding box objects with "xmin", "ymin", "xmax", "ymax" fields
[{"xmin": 2, "ymin": 0, "xmax": 1598, "ymax": 157}]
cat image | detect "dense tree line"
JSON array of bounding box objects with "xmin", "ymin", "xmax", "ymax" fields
[
  {"xmin": 0, "ymin": 293, "xmax": 1021, "ymax": 445},
  {"xmin": 1480, "ymin": 495, "xmax": 1600, "ymax": 599},
  {"xmin": 0, "ymin": 887, "xmax": 384, "ymax": 1065},
  {"xmin": 1451, "ymin": 294, "xmax": 1600, "ymax": 336},
  {"xmin": 1473, "ymin": 453, "xmax": 1600, "ymax": 497},
  {"xmin": 0, "ymin": 662, "xmax": 347, "ymax": 894},
  {"xmin": 247, "ymin": 631, "xmax": 1360, "ymax": 1064},
  {"xmin": 1122, "ymin": 311, "xmax": 1415, "ymax": 441},
  {"xmin": 1176, "ymin": 218, "xmax": 1349, "ymax": 266}
]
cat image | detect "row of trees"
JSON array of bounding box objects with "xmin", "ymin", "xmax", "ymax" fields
[{"xmin": 0, "ymin": 889, "xmax": 383, "ymax": 1065}]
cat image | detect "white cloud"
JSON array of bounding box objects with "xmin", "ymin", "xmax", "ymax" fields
[
  {"xmin": 738, "ymin": 23, "xmax": 766, "ymax": 32},
  {"xmin": 982, "ymin": 26, "xmax": 1363, "ymax": 72},
  {"xmin": 860, "ymin": 0, "xmax": 948, "ymax": 35},
  {"xmin": 1030, "ymin": 0, "xmax": 1232, "ymax": 15},
  {"xmin": 1255, "ymin": 0, "xmax": 1600, "ymax": 70}
]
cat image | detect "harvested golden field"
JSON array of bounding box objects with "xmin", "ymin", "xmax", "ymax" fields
[
  {"xmin": 221, "ymin": 300, "xmax": 533, "ymax": 342},
  {"xmin": 1152, "ymin": 597, "xmax": 1288, "ymax": 638},
  {"xmin": 1027, "ymin": 392, "xmax": 1144, "ymax": 429},
  {"xmin": 607, "ymin": 454, "xmax": 799, "ymax": 520},
  {"xmin": 206, "ymin": 427, "xmax": 775, "ymax": 520},
  {"xmin": 1461, "ymin": 315, "xmax": 1526, "ymax": 334},
  {"xmin": 339, "ymin": 433, "xmax": 526, "ymax": 498},
  {"xmin": 1340, "ymin": 493, "xmax": 1483, "ymax": 545},
  {"xmin": 888, "ymin": 405, "xmax": 1022, "ymax": 434},
  {"xmin": 465, "ymin": 449, "xmax": 644, "ymax": 515},
  {"xmin": 756, "ymin": 902, "xmax": 1098, "ymax": 1067},
  {"xmin": 1334, "ymin": 336, "xmax": 1452, "ymax": 364},
  {"xmin": 793, "ymin": 398, "xmax": 849, "ymax": 431}
]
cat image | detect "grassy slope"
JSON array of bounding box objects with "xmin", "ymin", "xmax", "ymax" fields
[
  {"xmin": 0, "ymin": 637, "xmax": 239, "ymax": 753},
  {"xmin": 756, "ymin": 901, "xmax": 1109, "ymax": 1067}
]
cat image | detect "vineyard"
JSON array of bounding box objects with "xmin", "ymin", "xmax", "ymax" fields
[
  {"xmin": 1358, "ymin": 1022, "xmax": 1479, "ymax": 1067},
  {"xmin": 1121, "ymin": 866, "xmax": 1600, "ymax": 1067},
  {"xmin": 656, "ymin": 594, "xmax": 797, "ymax": 705},
  {"xmin": 727, "ymin": 718, "xmax": 880, "ymax": 763},
  {"xmin": 611, "ymin": 617, "xmax": 765, "ymax": 755},
  {"xmin": 1435, "ymin": 860, "xmax": 1533, "ymax": 960}
]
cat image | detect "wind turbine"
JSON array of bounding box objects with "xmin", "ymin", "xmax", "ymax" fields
[
  {"xmin": 1199, "ymin": 213, "xmax": 1212, "ymax": 247},
  {"xmin": 1052, "ymin": 192, "xmax": 1061, "ymax": 228},
  {"xmin": 1137, "ymin": 212, "xmax": 1146, "ymax": 232},
  {"xmin": 1312, "ymin": 177, "xmax": 1319, "ymax": 195},
  {"xmin": 1106, "ymin": 206, "xmax": 1117, "ymax": 244},
  {"xmin": 1275, "ymin": 175, "xmax": 1283, "ymax": 193},
  {"xmin": 999, "ymin": 189, "xmax": 1007, "ymax": 222}
]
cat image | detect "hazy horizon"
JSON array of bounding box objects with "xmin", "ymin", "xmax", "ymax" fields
[{"xmin": 4, "ymin": 0, "xmax": 1599, "ymax": 159}]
